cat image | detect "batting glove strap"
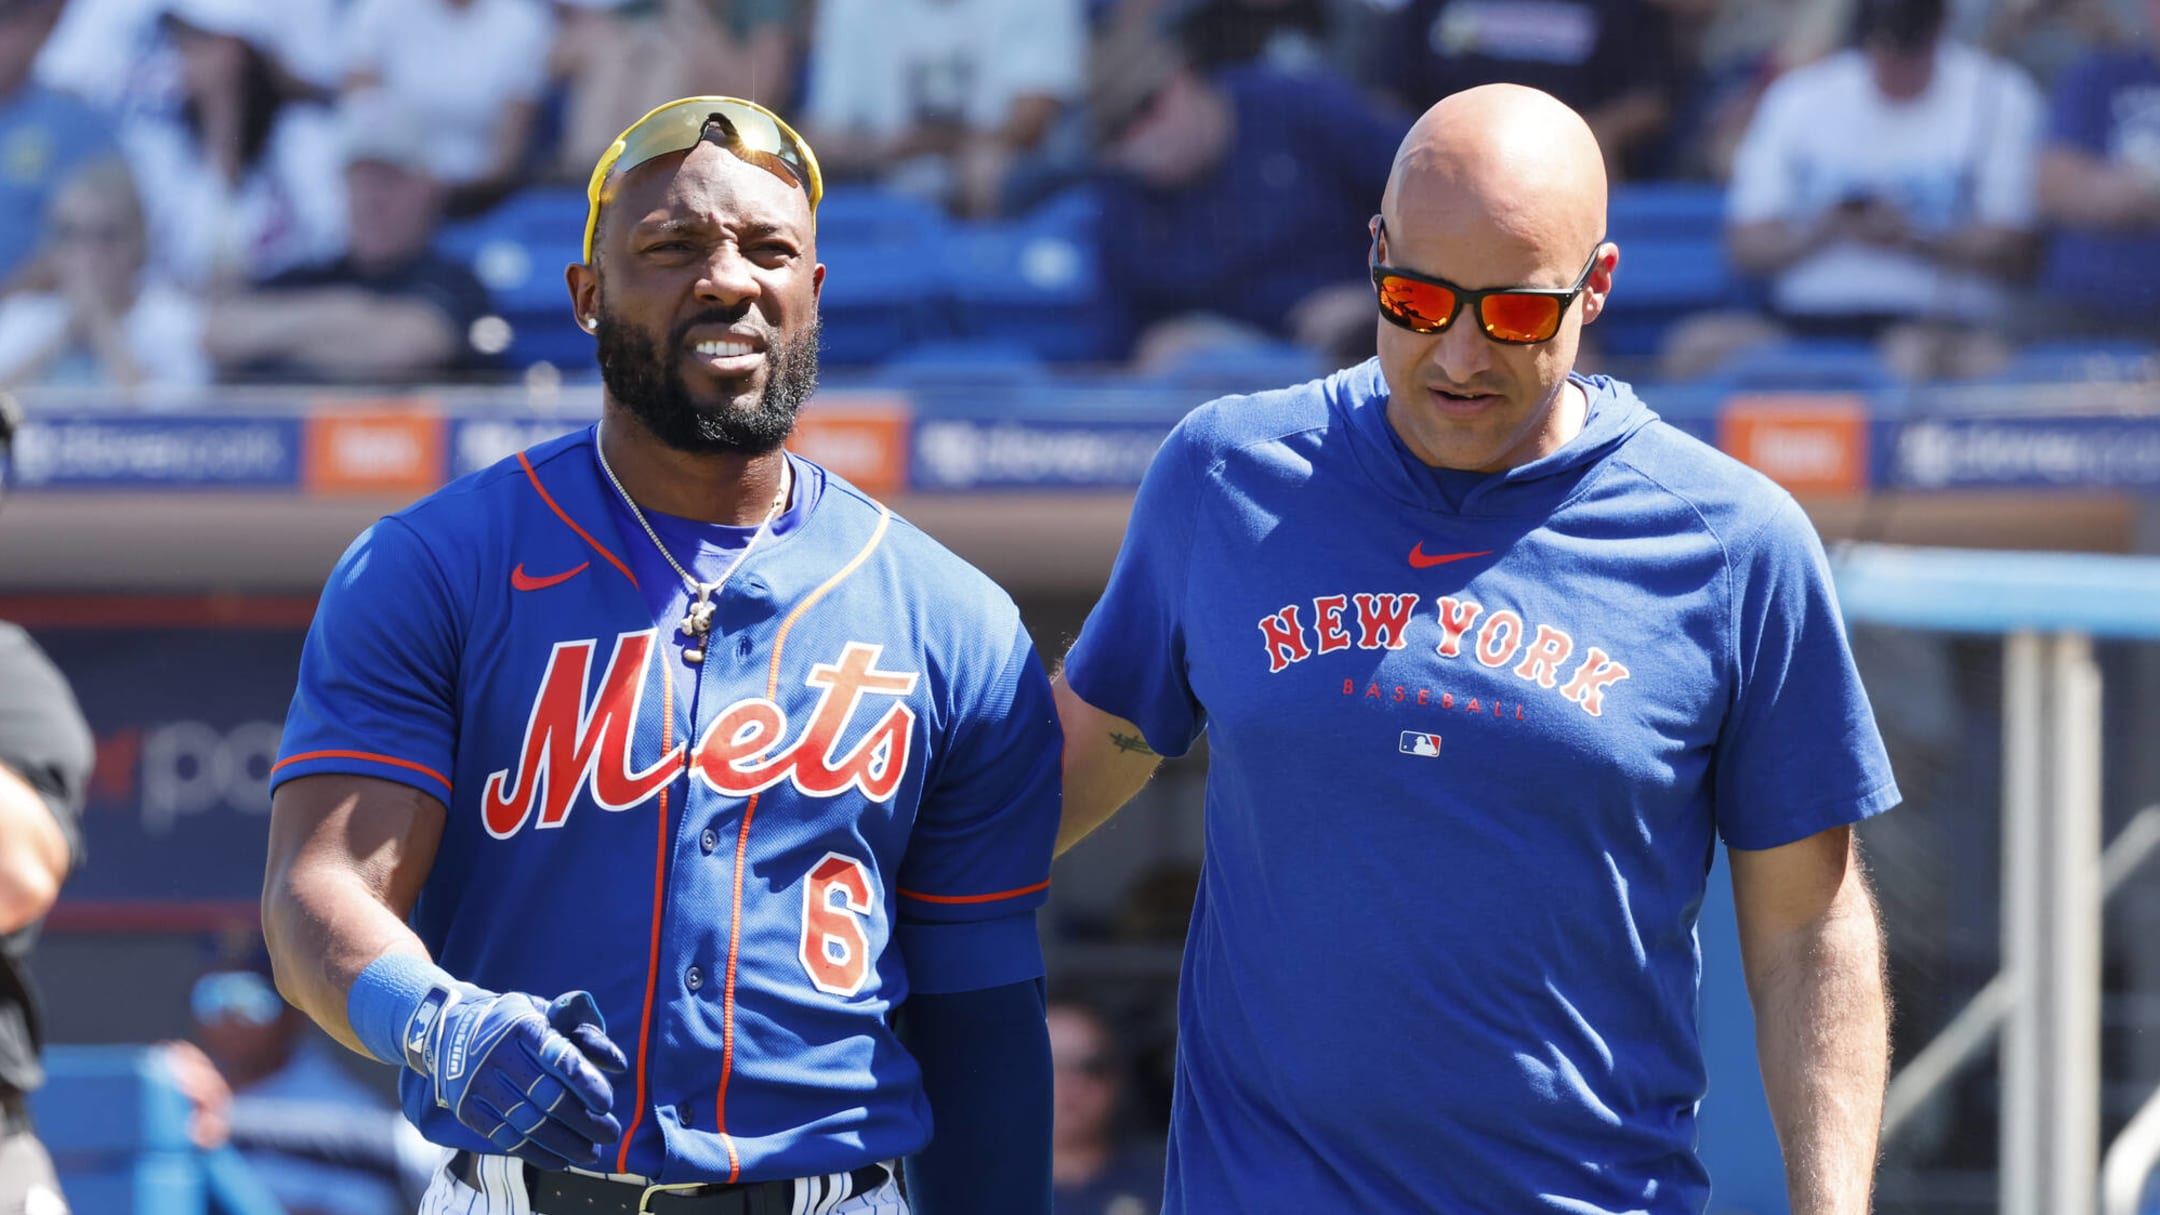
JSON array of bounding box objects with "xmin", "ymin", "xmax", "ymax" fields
[{"xmin": 400, "ymin": 984, "xmax": 462, "ymax": 1084}]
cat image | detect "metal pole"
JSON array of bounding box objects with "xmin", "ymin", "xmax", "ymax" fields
[
  {"xmin": 2045, "ymin": 632, "xmax": 2103, "ymax": 1215},
  {"xmin": 1883, "ymin": 806, "xmax": 2160, "ymax": 1145},
  {"xmin": 2003, "ymin": 631, "xmax": 2044, "ymax": 1215}
]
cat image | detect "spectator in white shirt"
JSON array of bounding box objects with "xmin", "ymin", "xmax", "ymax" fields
[
  {"xmin": 0, "ymin": 159, "xmax": 209, "ymax": 400},
  {"xmin": 1674, "ymin": 0, "xmax": 2042, "ymax": 379},
  {"xmin": 797, "ymin": 0, "xmax": 1084, "ymax": 217},
  {"xmin": 341, "ymin": 0, "xmax": 555, "ymax": 216},
  {"xmin": 121, "ymin": 0, "xmax": 347, "ymax": 290}
]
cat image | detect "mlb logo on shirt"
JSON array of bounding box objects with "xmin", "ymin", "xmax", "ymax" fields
[{"xmin": 1399, "ymin": 731, "xmax": 1443, "ymax": 758}]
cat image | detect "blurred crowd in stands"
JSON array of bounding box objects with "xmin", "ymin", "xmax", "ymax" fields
[{"xmin": 0, "ymin": 0, "xmax": 2154, "ymax": 399}]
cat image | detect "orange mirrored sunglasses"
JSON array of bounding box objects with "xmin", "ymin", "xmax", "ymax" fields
[{"xmin": 1370, "ymin": 219, "xmax": 1606, "ymax": 345}]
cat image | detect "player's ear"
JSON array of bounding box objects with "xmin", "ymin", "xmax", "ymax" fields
[
  {"xmin": 566, "ymin": 260, "xmax": 600, "ymax": 335},
  {"xmin": 1578, "ymin": 243, "xmax": 1619, "ymax": 327}
]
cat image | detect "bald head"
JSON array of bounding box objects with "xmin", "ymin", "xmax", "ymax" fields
[{"xmin": 1382, "ymin": 85, "xmax": 1607, "ymax": 274}]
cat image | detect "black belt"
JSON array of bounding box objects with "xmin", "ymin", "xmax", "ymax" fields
[
  {"xmin": 451, "ymin": 1149, "xmax": 890, "ymax": 1215},
  {"xmin": 1, "ymin": 1090, "xmax": 29, "ymax": 1138}
]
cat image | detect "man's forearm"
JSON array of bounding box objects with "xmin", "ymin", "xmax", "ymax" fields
[
  {"xmin": 1749, "ymin": 888, "xmax": 1889, "ymax": 1214},
  {"xmin": 262, "ymin": 860, "xmax": 434, "ymax": 1056}
]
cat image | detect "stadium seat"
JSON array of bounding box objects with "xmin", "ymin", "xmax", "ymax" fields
[
  {"xmin": 816, "ymin": 186, "xmax": 951, "ymax": 366},
  {"xmin": 1138, "ymin": 340, "xmax": 1328, "ymax": 397},
  {"xmin": 31, "ymin": 1045, "xmax": 283, "ymax": 1215},
  {"xmin": 942, "ymin": 186, "xmax": 1116, "ymax": 363},
  {"xmin": 1988, "ymin": 339, "xmax": 2159, "ymax": 385},
  {"xmin": 875, "ymin": 340, "xmax": 1052, "ymax": 408},
  {"xmin": 1607, "ymin": 182, "xmax": 1726, "ymax": 242},
  {"xmin": 1693, "ymin": 337, "xmax": 1898, "ymax": 391},
  {"xmin": 1599, "ymin": 183, "xmax": 1739, "ymax": 358}
]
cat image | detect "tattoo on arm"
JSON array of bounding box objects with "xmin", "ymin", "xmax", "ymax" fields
[{"xmin": 1109, "ymin": 732, "xmax": 1156, "ymax": 757}]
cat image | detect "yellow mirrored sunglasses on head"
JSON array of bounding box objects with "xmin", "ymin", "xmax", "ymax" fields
[{"xmin": 581, "ymin": 96, "xmax": 824, "ymax": 264}]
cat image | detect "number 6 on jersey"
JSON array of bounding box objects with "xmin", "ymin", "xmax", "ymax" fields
[{"xmin": 801, "ymin": 852, "xmax": 875, "ymax": 996}]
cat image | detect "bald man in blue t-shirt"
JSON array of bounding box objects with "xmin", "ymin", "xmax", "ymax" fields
[{"xmin": 1057, "ymin": 84, "xmax": 1897, "ymax": 1215}]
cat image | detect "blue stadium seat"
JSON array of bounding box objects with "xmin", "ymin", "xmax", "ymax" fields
[
  {"xmin": 1988, "ymin": 339, "xmax": 2159, "ymax": 385},
  {"xmin": 31, "ymin": 1045, "xmax": 283, "ymax": 1215},
  {"xmin": 879, "ymin": 339, "xmax": 1049, "ymax": 382},
  {"xmin": 1607, "ymin": 182, "xmax": 1726, "ymax": 242},
  {"xmin": 816, "ymin": 186, "xmax": 951, "ymax": 366},
  {"xmin": 1599, "ymin": 183, "xmax": 1738, "ymax": 358},
  {"xmin": 942, "ymin": 187, "xmax": 1115, "ymax": 363},
  {"xmin": 1694, "ymin": 337, "xmax": 1898, "ymax": 391},
  {"xmin": 1142, "ymin": 340, "xmax": 1327, "ymax": 397}
]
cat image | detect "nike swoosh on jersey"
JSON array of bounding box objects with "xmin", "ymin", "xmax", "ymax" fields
[
  {"xmin": 1408, "ymin": 544, "xmax": 1493, "ymax": 569},
  {"xmin": 510, "ymin": 561, "xmax": 591, "ymax": 591}
]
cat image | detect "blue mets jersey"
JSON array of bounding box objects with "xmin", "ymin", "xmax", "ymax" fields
[
  {"xmin": 1064, "ymin": 361, "xmax": 1898, "ymax": 1214},
  {"xmin": 272, "ymin": 426, "xmax": 1060, "ymax": 1184}
]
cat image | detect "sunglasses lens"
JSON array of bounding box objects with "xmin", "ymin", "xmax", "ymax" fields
[
  {"xmin": 1377, "ymin": 275, "xmax": 1456, "ymax": 333},
  {"xmin": 1480, "ymin": 293, "xmax": 1563, "ymax": 343}
]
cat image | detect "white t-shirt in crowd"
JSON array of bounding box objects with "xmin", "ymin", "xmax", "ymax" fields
[
  {"xmin": 123, "ymin": 103, "xmax": 349, "ymax": 289},
  {"xmin": 0, "ymin": 281, "xmax": 211, "ymax": 401},
  {"xmin": 805, "ymin": 0, "xmax": 1083, "ymax": 138},
  {"xmin": 1727, "ymin": 42, "xmax": 2043, "ymax": 323},
  {"xmin": 340, "ymin": 0, "xmax": 556, "ymax": 185}
]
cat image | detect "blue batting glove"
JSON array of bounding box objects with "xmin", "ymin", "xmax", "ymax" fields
[
  {"xmin": 547, "ymin": 991, "xmax": 631, "ymax": 1077},
  {"xmin": 403, "ymin": 985, "xmax": 624, "ymax": 1170}
]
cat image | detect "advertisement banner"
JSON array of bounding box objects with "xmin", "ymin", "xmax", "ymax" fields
[
  {"xmin": 9, "ymin": 417, "xmax": 301, "ymax": 490},
  {"xmin": 4, "ymin": 599, "xmax": 314, "ymax": 929},
  {"xmin": 1717, "ymin": 393, "xmax": 1870, "ymax": 495},
  {"xmin": 301, "ymin": 406, "xmax": 448, "ymax": 495},
  {"xmin": 912, "ymin": 417, "xmax": 1171, "ymax": 490}
]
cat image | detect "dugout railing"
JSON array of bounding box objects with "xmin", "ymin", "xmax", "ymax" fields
[{"xmin": 1834, "ymin": 544, "xmax": 2160, "ymax": 1215}]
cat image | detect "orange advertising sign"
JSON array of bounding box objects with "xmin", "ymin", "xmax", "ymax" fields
[
  {"xmin": 303, "ymin": 406, "xmax": 447, "ymax": 496},
  {"xmin": 1717, "ymin": 394, "xmax": 1869, "ymax": 495},
  {"xmin": 789, "ymin": 392, "xmax": 911, "ymax": 497}
]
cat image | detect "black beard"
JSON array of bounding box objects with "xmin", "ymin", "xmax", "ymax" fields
[{"xmin": 595, "ymin": 306, "xmax": 821, "ymax": 456}]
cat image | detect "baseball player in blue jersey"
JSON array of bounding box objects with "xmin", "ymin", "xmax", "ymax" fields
[
  {"xmin": 1056, "ymin": 85, "xmax": 1899, "ymax": 1214},
  {"xmin": 262, "ymin": 97, "xmax": 1059, "ymax": 1215}
]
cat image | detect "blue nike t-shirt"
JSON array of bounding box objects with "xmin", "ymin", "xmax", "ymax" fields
[{"xmin": 1063, "ymin": 361, "xmax": 1899, "ymax": 1214}]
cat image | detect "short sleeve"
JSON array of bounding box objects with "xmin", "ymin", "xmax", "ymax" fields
[
  {"xmin": 0, "ymin": 624, "xmax": 93, "ymax": 866},
  {"xmin": 1725, "ymin": 75, "xmax": 1805, "ymax": 225},
  {"xmin": 897, "ymin": 619, "xmax": 1059, "ymax": 922},
  {"xmin": 271, "ymin": 516, "xmax": 462, "ymax": 803},
  {"xmin": 1973, "ymin": 65, "xmax": 2043, "ymax": 230},
  {"xmin": 894, "ymin": 619, "xmax": 1059, "ymax": 993},
  {"xmin": 1061, "ymin": 416, "xmax": 1205, "ymax": 758},
  {"xmin": 1713, "ymin": 496, "xmax": 1900, "ymax": 851}
]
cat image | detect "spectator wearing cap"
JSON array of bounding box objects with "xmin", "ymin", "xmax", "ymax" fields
[
  {"xmin": 339, "ymin": 0, "xmax": 554, "ymax": 217},
  {"xmin": 547, "ymin": 0, "xmax": 802, "ymax": 184},
  {"xmin": 0, "ymin": 159, "xmax": 210, "ymax": 397},
  {"xmin": 1090, "ymin": 21, "xmax": 1408, "ymax": 370},
  {"xmin": 1669, "ymin": 0, "xmax": 2043, "ymax": 380},
  {"xmin": 204, "ymin": 95, "xmax": 495, "ymax": 383},
  {"xmin": 163, "ymin": 944, "xmax": 433, "ymax": 1215},
  {"xmin": 797, "ymin": 0, "xmax": 1085, "ymax": 217},
  {"xmin": 2034, "ymin": 0, "xmax": 2160, "ymax": 339},
  {"xmin": 1048, "ymin": 995, "xmax": 1162, "ymax": 1215},
  {"xmin": 121, "ymin": 0, "xmax": 347, "ymax": 289},
  {"xmin": 0, "ymin": 0, "xmax": 119, "ymax": 287}
]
